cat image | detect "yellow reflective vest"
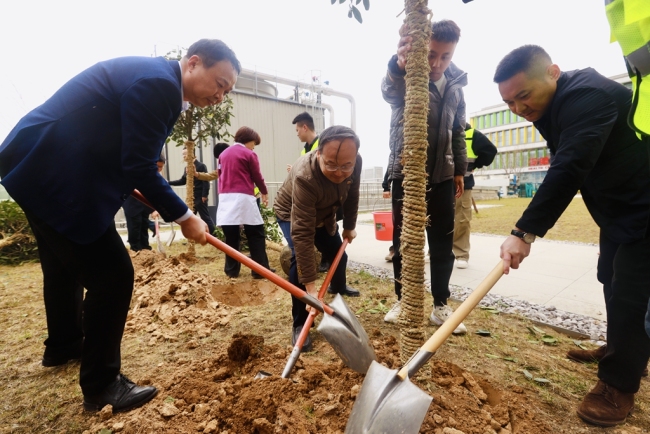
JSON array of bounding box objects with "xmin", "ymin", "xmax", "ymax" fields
[
  {"xmin": 606, "ymin": 0, "xmax": 650, "ymax": 137},
  {"xmin": 465, "ymin": 128, "xmax": 478, "ymax": 161},
  {"xmin": 300, "ymin": 137, "xmax": 319, "ymax": 155}
]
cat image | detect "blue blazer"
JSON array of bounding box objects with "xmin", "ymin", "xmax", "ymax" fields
[{"xmin": 0, "ymin": 56, "xmax": 188, "ymax": 244}]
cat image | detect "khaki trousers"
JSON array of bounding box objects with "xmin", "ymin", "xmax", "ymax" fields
[{"xmin": 453, "ymin": 189, "xmax": 473, "ymax": 261}]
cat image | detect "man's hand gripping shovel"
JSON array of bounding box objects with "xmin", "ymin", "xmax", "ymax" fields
[
  {"xmin": 132, "ymin": 190, "xmax": 375, "ymax": 375},
  {"xmin": 345, "ymin": 261, "xmax": 504, "ymax": 434}
]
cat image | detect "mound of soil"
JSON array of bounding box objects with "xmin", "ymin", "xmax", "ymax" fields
[{"xmin": 82, "ymin": 250, "xmax": 561, "ymax": 433}]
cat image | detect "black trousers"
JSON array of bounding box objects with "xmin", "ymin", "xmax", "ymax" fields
[
  {"xmin": 391, "ymin": 178, "xmax": 454, "ymax": 305},
  {"xmin": 597, "ymin": 232, "xmax": 619, "ymax": 311},
  {"xmin": 24, "ymin": 209, "xmax": 133, "ymax": 396},
  {"xmin": 599, "ymin": 235, "xmax": 650, "ymax": 393},
  {"xmin": 124, "ymin": 210, "xmax": 151, "ymax": 251},
  {"xmin": 290, "ymin": 225, "xmax": 348, "ymax": 328},
  {"xmin": 221, "ymin": 224, "xmax": 270, "ymax": 277},
  {"xmin": 194, "ymin": 199, "xmax": 215, "ymax": 235}
]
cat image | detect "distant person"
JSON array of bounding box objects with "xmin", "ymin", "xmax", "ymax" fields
[
  {"xmin": 0, "ymin": 38, "xmax": 236, "ymax": 413},
  {"xmin": 493, "ymin": 45, "xmax": 650, "ymax": 427},
  {"xmin": 274, "ymin": 126, "xmax": 362, "ymax": 352},
  {"xmin": 123, "ymin": 154, "xmax": 167, "ymax": 251},
  {"xmin": 452, "ymin": 124, "xmax": 497, "ymax": 269},
  {"xmin": 381, "ymin": 166, "xmax": 394, "ymax": 262},
  {"xmin": 381, "ymin": 19, "xmax": 468, "ymax": 334},
  {"xmin": 216, "ymin": 127, "xmax": 272, "ymax": 279},
  {"xmin": 290, "ymin": 111, "xmax": 336, "ymax": 273},
  {"xmin": 169, "ymin": 148, "xmax": 215, "ymax": 235},
  {"xmin": 195, "ymin": 142, "xmax": 229, "ymax": 182}
]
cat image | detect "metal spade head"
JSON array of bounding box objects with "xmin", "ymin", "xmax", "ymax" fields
[
  {"xmin": 345, "ymin": 360, "xmax": 433, "ymax": 434},
  {"xmin": 317, "ymin": 294, "xmax": 376, "ymax": 374}
]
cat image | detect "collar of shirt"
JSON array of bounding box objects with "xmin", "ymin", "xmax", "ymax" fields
[{"xmin": 178, "ymin": 60, "xmax": 189, "ymax": 112}]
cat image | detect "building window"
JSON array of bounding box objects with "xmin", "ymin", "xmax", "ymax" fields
[
  {"xmin": 527, "ymin": 126, "xmax": 534, "ymax": 143},
  {"xmin": 519, "ymin": 127, "xmax": 525, "ymax": 144},
  {"xmin": 478, "ymin": 116, "xmax": 483, "ymax": 129},
  {"xmin": 523, "ymin": 150, "xmax": 529, "ymax": 166},
  {"xmin": 490, "ymin": 113, "xmax": 496, "ymax": 127},
  {"xmin": 504, "ymin": 129, "xmax": 511, "ymax": 146},
  {"xmin": 496, "ymin": 131, "xmax": 502, "ymax": 147}
]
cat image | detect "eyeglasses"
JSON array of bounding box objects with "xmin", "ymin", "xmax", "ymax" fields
[{"xmin": 323, "ymin": 163, "xmax": 355, "ymax": 173}]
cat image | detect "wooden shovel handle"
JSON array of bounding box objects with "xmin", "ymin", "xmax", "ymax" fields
[{"xmin": 398, "ymin": 261, "xmax": 504, "ymax": 379}]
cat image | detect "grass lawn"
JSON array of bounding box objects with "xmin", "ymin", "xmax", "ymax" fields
[{"xmin": 471, "ymin": 196, "xmax": 599, "ymax": 245}]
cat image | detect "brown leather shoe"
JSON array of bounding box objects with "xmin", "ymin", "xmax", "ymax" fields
[
  {"xmin": 567, "ymin": 344, "xmax": 607, "ymax": 363},
  {"xmin": 577, "ymin": 380, "xmax": 634, "ymax": 427},
  {"xmin": 567, "ymin": 345, "xmax": 648, "ymax": 376}
]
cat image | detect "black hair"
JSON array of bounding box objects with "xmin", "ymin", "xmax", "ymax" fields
[
  {"xmin": 292, "ymin": 112, "xmax": 315, "ymax": 132},
  {"xmin": 493, "ymin": 45, "xmax": 552, "ymax": 83},
  {"xmin": 158, "ymin": 153, "xmax": 166, "ymax": 164},
  {"xmin": 317, "ymin": 125, "xmax": 360, "ymax": 152},
  {"xmin": 214, "ymin": 142, "xmax": 230, "ymax": 159},
  {"xmin": 186, "ymin": 39, "xmax": 241, "ymax": 74},
  {"xmin": 431, "ymin": 20, "xmax": 461, "ymax": 44}
]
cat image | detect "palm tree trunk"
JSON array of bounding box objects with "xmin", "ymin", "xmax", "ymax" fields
[{"xmin": 399, "ymin": 0, "xmax": 431, "ymax": 364}]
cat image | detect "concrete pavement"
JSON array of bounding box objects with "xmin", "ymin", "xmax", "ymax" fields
[{"xmin": 348, "ymin": 211, "xmax": 606, "ymax": 321}]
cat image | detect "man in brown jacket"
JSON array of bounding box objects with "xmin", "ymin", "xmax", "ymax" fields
[{"xmin": 274, "ymin": 125, "xmax": 362, "ymax": 351}]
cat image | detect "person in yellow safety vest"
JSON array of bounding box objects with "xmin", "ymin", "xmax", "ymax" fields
[
  {"xmin": 286, "ymin": 111, "xmax": 333, "ymax": 274},
  {"xmin": 452, "ymin": 124, "xmax": 496, "ymax": 269},
  {"xmin": 606, "ymin": 0, "xmax": 650, "ymax": 138}
]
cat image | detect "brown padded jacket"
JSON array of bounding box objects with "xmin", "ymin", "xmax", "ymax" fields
[{"xmin": 274, "ymin": 151, "xmax": 362, "ymax": 284}]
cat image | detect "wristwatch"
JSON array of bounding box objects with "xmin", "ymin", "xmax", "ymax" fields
[{"xmin": 511, "ymin": 229, "xmax": 536, "ymax": 244}]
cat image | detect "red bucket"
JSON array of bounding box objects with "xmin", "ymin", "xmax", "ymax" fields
[{"xmin": 372, "ymin": 211, "xmax": 393, "ymax": 241}]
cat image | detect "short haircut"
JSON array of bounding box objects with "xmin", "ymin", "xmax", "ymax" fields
[
  {"xmin": 431, "ymin": 20, "xmax": 461, "ymax": 44},
  {"xmin": 186, "ymin": 39, "xmax": 241, "ymax": 74},
  {"xmin": 158, "ymin": 153, "xmax": 166, "ymax": 164},
  {"xmin": 292, "ymin": 112, "xmax": 315, "ymax": 132},
  {"xmin": 234, "ymin": 126, "xmax": 261, "ymax": 146},
  {"xmin": 317, "ymin": 125, "xmax": 360, "ymax": 152},
  {"xmin": 213, "ymin": 142, "xmax": 230, "ymax": 159},
  {"xmin": 493, "ymin": 45, "xmax": 552, "ymax": 83}
]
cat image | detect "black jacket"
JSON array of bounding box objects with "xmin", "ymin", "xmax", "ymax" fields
[
  {"xmin": 169, "ymin": 159, "xmax": 210, "ymax": 201},
  {"xmin": 517, "ymin": 68, "xmax": 650, "ymax": 244},
  {"xmin": 465, "ymin": 129, "xmax": 497, "ymax": 190}
]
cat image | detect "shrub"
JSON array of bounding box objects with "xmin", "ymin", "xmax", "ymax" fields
[{"xmin": 0, "ymin": 201, "xmax": 38, "ymax": 265}]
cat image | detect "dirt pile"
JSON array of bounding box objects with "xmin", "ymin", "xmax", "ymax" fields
[{"xmin": 82, "ymin": 250, "xmax": 557, "ymax": 433}]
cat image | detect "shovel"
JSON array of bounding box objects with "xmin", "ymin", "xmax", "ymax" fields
[
  {"xmin": 166, "ymin": 221, "xmax": 176, "ymax": 247},
  {"xmin": 280, "ymin": 239, "xmax": 349, "ymax": 379},
  {"xmin": 345, "ymin": 261, "xmax": 504, "ymax": 434},
  {"xmin": 154, "ymin": 216, "xmax": 165, "ymax": 254},
  {"xmin": 131, "ymin": 190, "xmax": 376, "ymax": 374}
]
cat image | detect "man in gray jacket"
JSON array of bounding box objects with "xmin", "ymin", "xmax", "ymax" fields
[
  {"xmin": 274, "ymin": 126, "xmax": 362, "ymax": 351},
  {"xmin": 382, "ymin": 19, "xmax": 468, "ymax": 334}
]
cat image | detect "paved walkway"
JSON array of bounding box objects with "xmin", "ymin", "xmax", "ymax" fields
[
  {"xmin": 348, "ymin": 211, "xmax": 605, "ymax": 321},
  {"xmin": 125, "ymin": 210, "xmax": 606, "ymax": 321}
]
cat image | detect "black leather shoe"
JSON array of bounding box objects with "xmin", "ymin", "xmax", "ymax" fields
[
  {"xmin": 83, "ymin": 374, "xmax": 158, "ymax": 413},
  {"xmin": 42, "ymin": 348, "xmax": 82, "ymax": 367},
  {"xmin": 292, "ymin": 326, "xmax": 313, "ymax": 352},
  {"xmin": 318, "ymin": 262, "xmax": 330, "ymax": 273},
  {"xmin": 252, "ymin": 268, "xmax": 276, "ymax": 279},
  {"xmin": 327, "ymin": 285, "xmax": 360, "ymax": 297}
]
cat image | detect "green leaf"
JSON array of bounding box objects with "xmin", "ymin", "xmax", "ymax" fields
[
  {"xmin": 534, "ymin": 377, "xmax": 551, "ymax": 385},
  {"xmin": 486, "ymin": 354, "xmax": 500, "ymax": 359},
  {"xmin": 527, "ymin": 326, "xmax": 537, "ymax": 335},
  {"xmin": 363, "ymin": 0, "xmax": 370, "ymax": 10},
  {"xmin": 523, "ymin": 370, "xmax": 533, "ymax": 380},
  {"xmin": 355, "ymin": 308, "xmax": 364, "ymax": 314},
  {"xmin": 475, "ymin": 329, "xmax": 491, "ymax": 336},
  {"xmin": 164, "ymin": 396, "xmax": 175, "ymax": 403},
  {"xmin": 541, "ymin": 335, "xmax": 558, "ymax": 345},
  {"xmin": 533, "ymin": 326, "xmax": 545, "ymax": 334},
  {"xmin": 351, "ymin": 5, "xmax": 362, "ymax": 23},
  {"xmin": 503, "ymin": 357, "xmax": 517, "ymax": 363},
  {"xmin": 367, "ymin": 309, "xmax": 380, "ymax": 314}
]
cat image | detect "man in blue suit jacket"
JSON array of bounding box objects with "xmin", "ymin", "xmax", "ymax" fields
[{"xmin": 0, "ymin": 39, "xmax": 240, "ymax": 413}]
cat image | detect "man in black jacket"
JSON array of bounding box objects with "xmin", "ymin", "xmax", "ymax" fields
[
  {"xmin": 494, "ymin": 45, "xmax": 650, "ymax": 427},
  {"xmin": 169, "ymin": 149, "xmax": 215, "ymax": 235}
]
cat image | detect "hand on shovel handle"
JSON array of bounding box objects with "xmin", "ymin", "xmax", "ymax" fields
[{"xmin": 282, "ymin": 239, "xmax": 349, "ymax": 378}]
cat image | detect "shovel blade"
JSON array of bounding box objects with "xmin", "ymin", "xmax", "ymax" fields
[
  {"xmin": 345, "ymin": 361, "xmax": 432, "ymax": 434},
  {"xmin": 317, "ymin": 294, "xmax": 376, "ymax": 374}
]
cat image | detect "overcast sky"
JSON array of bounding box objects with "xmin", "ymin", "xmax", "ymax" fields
[{"xmin": 0, "ymin": 0, "xmax": 624, "ymax": 170}]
